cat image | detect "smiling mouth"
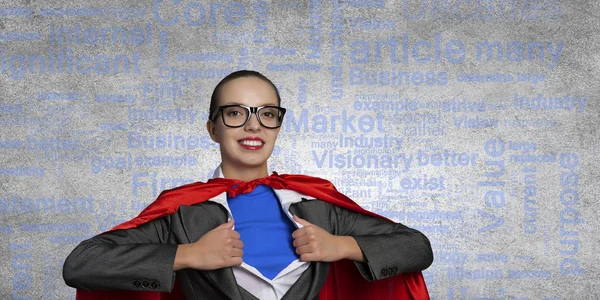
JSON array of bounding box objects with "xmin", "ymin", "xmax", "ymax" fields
[
  {"xmin": 239, "ymin": 139, "xmax": 264, "ymax": 147},
  {"xmin": 237, "ymin": 137, "xmax": 265, "ymax": 150}
]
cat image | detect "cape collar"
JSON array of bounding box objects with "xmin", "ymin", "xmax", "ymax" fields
[{"xmin": 208, "ymin": 165, "xmax": 313, "ymax": 226}]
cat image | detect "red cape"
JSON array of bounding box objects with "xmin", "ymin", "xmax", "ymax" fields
[{"xmin": 77, "ymin": 174, "xmax": 430, "ymax": 300}]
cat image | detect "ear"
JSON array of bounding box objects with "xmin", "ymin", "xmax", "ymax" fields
[{"xmin": 206, "ymin": 120, "xmax": 220, "ymax": 143}]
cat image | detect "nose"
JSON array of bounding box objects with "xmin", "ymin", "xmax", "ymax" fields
[{"xmin": 244, "ymin": 112, "xmax": 261, "ymax": 131}]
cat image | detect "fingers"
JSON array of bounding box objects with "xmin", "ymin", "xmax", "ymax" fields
[
  {"xmin": 293, "ymin": 215, "xmax": 312, "ymax": 226},
  {"xmin": 215, "ymin": 221, "xmax": 240, "ymax": 239},
  {"xmin": 228, "ymin": 256, "xmax": 243, "ymax": 266},
  {"xmin": 232, "ymin": 239, "xmax": 244, "ymax": 249},
  {"xmin": 224, "ymin": 244, "xmax": 244, "ymax": 267},
  {"xmin": 292, "ymin": 216, "xmax": 315, "ymax": 239},
  {"xmin": 291, "ymin": 228, "xmax": 305, "ymax": 239},
  {"xmin": 292, "ymin": 223, "xmax": 317, "ymax": 239},
  {"xmin": 216, "ymin": 220, "xmax": 234, "ymax": 229},
  {"xmin": 293, "ymin": 235, "xmax": 311, "ymax": 248},
  {"xmin": 215, "ymin": 239, "xmax": 243, "ymax": 268},
  {"xmin": 295, "ymin": 242, "xmax": 312, "ymax": 254},
  {"xmin": 296, "ymin": 244, "xmax": 317, "ymax": 262},
  {"xmin": 294, "ymin": 236, "xmax": 319, "ymax": 252},
  {"xmin": 229, "ymin": 247, "xmax": 244, "ymax": 258},
  {"xmin": 228, "ymin": 230, "xmax": 241, "ymax": 239}
]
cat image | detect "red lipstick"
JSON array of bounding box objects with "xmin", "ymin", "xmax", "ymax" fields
[{"xmin": 238, "ymin": 137, "xmax": 264, "ymax": 150}]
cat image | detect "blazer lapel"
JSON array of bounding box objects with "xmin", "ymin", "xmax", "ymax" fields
[
  {"xmin": 288, "ymin": 199, "xmax": 331, "ymax": 231},
  {"xmin": 282, "ymin": 200, "xmax": 332, "ymax": 300},
  {"xmin": 178, "ymin": 203, "xmax": 243, "ymax": 300}
]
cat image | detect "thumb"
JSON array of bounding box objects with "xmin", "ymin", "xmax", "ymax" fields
[
  {"xmin": 293, "ymin": 215, "xmax": 311, "ymax": 226},
  {"xmin": 217, "ymin": 219, "xmax": 234, "ymax": 229}
]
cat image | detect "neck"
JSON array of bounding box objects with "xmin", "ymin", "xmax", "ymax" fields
[{"xmin": 220, "ymin": 162, "xmax": 269, "ymax": 182}]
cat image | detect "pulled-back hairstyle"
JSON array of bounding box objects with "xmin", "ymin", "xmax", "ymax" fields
[{"xmin": 209, "ymin": 70, "xmax": 282, "ymax": 120}]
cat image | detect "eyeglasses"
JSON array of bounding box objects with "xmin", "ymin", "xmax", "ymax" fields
[{"xmin": 210, "ymin": 104, "xmax": 287, "ymax": 129}]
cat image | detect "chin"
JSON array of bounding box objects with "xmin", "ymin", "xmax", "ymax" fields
[
  {"xmin": 241, "ymin": 156, "xmax": 269, "ymax": 167},
  {"xmin": 229, "ymin": 153, "xmax": 269, "ymax": 168}
]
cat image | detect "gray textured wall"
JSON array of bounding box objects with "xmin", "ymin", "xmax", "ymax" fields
[{"xmin": 1, "ymin": 0, "xmax": 598, "ymax": 299}]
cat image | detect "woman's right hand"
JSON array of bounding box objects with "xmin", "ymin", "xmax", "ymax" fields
[{"xmin": 173, "ymin": 220, "xmax": 244, "ymax": 271}]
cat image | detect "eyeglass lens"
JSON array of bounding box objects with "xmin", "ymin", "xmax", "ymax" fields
[{"xmin": 222, "ymin": 106, "xmax": 282, "ymax": 128}]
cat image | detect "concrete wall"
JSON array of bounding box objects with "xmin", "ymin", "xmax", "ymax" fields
[{"xmin": 1, "ymin": 0, "xmax": 598, "ymax": 299}]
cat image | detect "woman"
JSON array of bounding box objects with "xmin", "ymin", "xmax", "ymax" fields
[{"xmin": 63, "ymin": 70, "xmax": 433, "ymax": 300}]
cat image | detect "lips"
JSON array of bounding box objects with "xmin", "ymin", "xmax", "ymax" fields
[{"xmin": 238, "ymin": 137, "xmax": 264, "ymax": 150}]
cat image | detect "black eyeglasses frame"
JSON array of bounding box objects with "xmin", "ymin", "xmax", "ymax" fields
[{"xmin": 210, "ymin": 104, "xmax": 287, "ymax": 129}]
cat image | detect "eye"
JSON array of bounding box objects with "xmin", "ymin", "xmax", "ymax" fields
[
  {"xmin": 260, "ymin": 108, "xmax": 278, "ymax": 118},
  {"xmin": 224, "ymin": 107, "xmax": 247, "ymax": 117}
]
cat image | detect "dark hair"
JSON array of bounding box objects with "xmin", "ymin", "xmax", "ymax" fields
[{"xmin": 209, "ymin": 70, "xmax": 282, "ymax": 120}]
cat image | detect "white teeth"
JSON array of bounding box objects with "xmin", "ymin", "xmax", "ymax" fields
[{"xmin": 240, "ymin": 140, "xmax": 262, "ymax": 146}]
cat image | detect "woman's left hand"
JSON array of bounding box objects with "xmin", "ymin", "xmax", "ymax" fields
[{"xmin": 292, "ymin": 215, "xmax": 364, "ymax": 262}]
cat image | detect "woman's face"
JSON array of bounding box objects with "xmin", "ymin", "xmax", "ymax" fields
[{"xmin": 206, "ymin": 76, "xmax": 281, "ymax": 170}]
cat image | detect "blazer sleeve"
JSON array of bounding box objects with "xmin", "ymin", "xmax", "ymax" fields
[
  {"xmin": 329, "ymin": 204, "xmax": 434, "ymax": 282},
  {"xmin": 62, "ymin": 214, "xmax": 178, "ymax": 293}
]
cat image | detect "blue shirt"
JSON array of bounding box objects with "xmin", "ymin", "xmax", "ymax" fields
[{"xmin": 227, "ymin": 184, "xmax": 300, "ymax": 280}]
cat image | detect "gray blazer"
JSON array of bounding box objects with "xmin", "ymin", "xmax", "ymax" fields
[{"xmin": 63, "ymin": 198, "xmax": 433, "ymax": 300}]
